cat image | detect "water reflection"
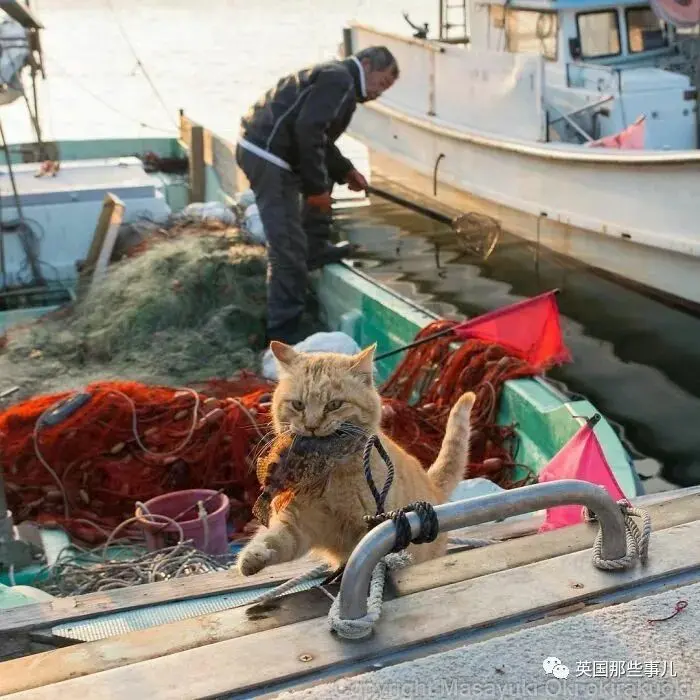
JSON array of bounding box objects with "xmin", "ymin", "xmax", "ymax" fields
[{"xmin": 337, "ymin": 197, "xmax": 700, "ymax": 493}]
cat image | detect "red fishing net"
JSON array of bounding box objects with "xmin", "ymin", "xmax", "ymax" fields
[{"xmin": 0, "ymin": 323, "xmax": 541, "ymax": 544}]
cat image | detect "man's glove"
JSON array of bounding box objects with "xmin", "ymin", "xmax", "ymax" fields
[
  {"xmin": 345, "ymin": 169, "xmax": 369, "ymax": 192},
  {"xmin": 306, "ymin": 192, "xmax": 333, "ymax": 213}
]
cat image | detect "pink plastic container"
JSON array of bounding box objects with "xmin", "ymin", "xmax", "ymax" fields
[{"xmin": 136, "ymin": 489, "xmax": 231, "ymax": 555}]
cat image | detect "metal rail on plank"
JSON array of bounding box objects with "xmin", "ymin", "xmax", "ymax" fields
[{"xmin": 337, "ymin": 479, "xmax": 628, "ymax": 620}]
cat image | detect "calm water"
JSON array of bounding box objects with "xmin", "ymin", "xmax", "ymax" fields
[
  {"xmin": 5, "ymin": 0, "xmax": 437, "ymax": 142},
  {"xmin": 335, "ymin": 200, "xmax": 700, "ymax": 492},
  {"xmin": 8, "ymin": 1, "xmax": 700, "ymax": 491}
]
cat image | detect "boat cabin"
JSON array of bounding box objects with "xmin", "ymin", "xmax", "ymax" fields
[
  {"xmin": 451, "ymin": 0, "xmax": 699, "ymax": 147},
  {"xmin": 468, "ymin": 0, "xmax": 683, "ymax": 65}
]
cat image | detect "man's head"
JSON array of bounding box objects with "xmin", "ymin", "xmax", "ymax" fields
[{"xmin": 354, "ymin": 46, "xmax": 399, "ymax": 101}]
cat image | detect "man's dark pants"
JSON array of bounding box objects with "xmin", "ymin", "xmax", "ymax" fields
[{"xmin": 236, "ymin": 145, "xmax": 332, "ymax": 339}]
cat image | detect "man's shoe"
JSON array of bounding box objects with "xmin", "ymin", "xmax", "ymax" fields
[
  {"xmin": 308, "ymin": 241, "xmax": 361, "ymax": 271},
  {"xmin": 265, "ymin": 315, "xmax": 318, "ymax": 346}
]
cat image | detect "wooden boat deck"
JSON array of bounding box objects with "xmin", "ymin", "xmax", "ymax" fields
[{"xmin": 1, "ymin": 489, "xmax": 699, "ymax": 698}]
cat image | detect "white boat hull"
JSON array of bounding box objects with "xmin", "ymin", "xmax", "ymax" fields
[{"xmin": 348, "ymin": 101, "xmax": 700, "ymax": 309}]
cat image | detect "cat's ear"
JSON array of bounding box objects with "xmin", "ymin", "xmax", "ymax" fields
[
  {"xmin": 270, "ymin": 341, "xmax": 298, "ymax": 370},
  {"xmin": 350, "ymin": 343, "xmax": 376, "ymax": 384}
]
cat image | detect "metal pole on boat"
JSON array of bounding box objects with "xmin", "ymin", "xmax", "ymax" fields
[
  {"xmin": 337, "ymin": 479, "xmax": 629, "ymax": 621},
  {"xmin": 0, "ymin": 115, "xmax": 43, "ymax": 284}
]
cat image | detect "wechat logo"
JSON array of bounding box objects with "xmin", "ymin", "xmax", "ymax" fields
[{"xmin": 543, "ymin": 657, "xmax": 570, "ymax": 680}]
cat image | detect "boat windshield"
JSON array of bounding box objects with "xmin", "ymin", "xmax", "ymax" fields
[
  {"xmin": 504, "ymin": 9, "xmax": 558, "ymax": 60},
  {"xmin": 577, "ymin": 10, "xmax": 621, "ymax": 59},
  {"xmin": 626, "ymin": 6, "xmax": 669, "ymax": 53}
]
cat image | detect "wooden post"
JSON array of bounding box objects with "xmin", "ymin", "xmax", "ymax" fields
[
  {"xmin": 76, "ymin": 193, "xmax": 125, "ymax": 297},
  {"xmin": 343, "ymin": 28, "xmax": 353, "ymax": 57},
  {"xmin": 189, "ymin": 125, "xmax": 205, "ymax": 203}
]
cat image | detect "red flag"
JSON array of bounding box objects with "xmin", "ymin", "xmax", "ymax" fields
[
  {"xmin": 452, "ymin": 290, "xmax": 571, "ymax": 370},
  {"xmin": 537, "ymin": 415, "xmax": 626, "ymax": 532}
]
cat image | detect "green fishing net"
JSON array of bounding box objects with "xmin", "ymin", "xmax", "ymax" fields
[{"xmin": 1, "ymin": 226, "xmax": 273, "ymax": 400}]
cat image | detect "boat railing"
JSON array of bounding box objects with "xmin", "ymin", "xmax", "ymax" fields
[{"xmin": 336, "ymin": 479, "xmax": 629, "ymax": 621}]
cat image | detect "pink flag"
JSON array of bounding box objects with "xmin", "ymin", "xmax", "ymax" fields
[
  {"xmin": 588, "ymin": 116, "xmax": 645, "ymax": 150},
  {"xmin": 452, "ymin": 290, "xmax": 571, "ymax": 371},
  {"xmin": 538, "ymin": 415, "xmax": 625, "ymax": 532}
]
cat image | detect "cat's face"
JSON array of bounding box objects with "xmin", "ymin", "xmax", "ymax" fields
[{"xmin": 270, "ymin": 342, "xmax": 382, "ymax": 438}]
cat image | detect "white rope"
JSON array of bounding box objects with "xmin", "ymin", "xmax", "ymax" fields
[
  {"xmin": 246, "ymin": 562, "xmax": 332, "ymax": 607},
  {"xmin": 327, "ymin": 551, "xmax": 411, "ymax": 640},
  {"xmin": 585, "ymin": 501, "xmax": 652, "ymax": 571}
]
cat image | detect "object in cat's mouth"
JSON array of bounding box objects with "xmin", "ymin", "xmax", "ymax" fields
[{"xmin": 252, "ymin": 428, "xmax": 366, "ymax": 526}]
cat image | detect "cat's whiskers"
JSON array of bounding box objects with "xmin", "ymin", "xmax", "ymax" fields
[
  {"xmin": 252, "ymin": 426, "xmax": 291, "ymax": 462},
  {"xmin": 288, "ymin": 432, "xmax": 300, "ymax": 457}
]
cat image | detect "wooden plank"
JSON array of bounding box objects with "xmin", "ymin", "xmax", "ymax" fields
[
  {"xmin": 3, "ymin": 495, "xmax": 697, "ymax": 691},
  {"xmin": 6, "ymin": 520, "xmax": 700, "ymax": 700},
  {"xmin": 394, "ymin": 492, "xmax": 700, "ymax": 596},
  {"xmin": 76, "ymin": 193, "xmax": 124, "ymax": 297},
  {"xmin": 2, "ymin": 494, "xmax": 697, "ymax": 638},
  {"xmin": 0, "ymin": 557, "xmax": 323, "ymax": 635},
  {"xmin": 188, "ymin": 125, "xmax": 205, "ymax": 203},
  {"xmin": 89, "ymin": 196, "xmax": 125, "ymax": 289},
  {"xmin": 178, "ymin": 112, "xmax": 243, "ymax": 196},
  {"xmin": 178, "ymin": 111, "xmax": 192, "ymax": 150},
  {"xmin": 211, "ymin": 132, "xmax": 238, "ymax": 199},
  {"xmin": 0, "ymin": 587, "xmax": 343, "ymax": 696}
]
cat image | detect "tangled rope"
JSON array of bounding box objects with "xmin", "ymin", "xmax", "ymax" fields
[
  {"xmin": 31, "ymin": 499, "xmax": 237, "ymax": 597},
  {"xmin": 327, "ymin": 551, "xmax": 411, "ymax": 641},
  {"xmin": 365, "ymin": 501, "xmax": 440, "ymax": 551},
  {"xmin": 380, "ymin": 324, "xmax": 539, "ymax": 488},
  {"xmin": 1, "ymin": 380, "xmax": 272, "ymax": 543},
  {"xmin": 586, "ymin": 500, "xmax": 651, "ymax": 571},
  {"xmin": 37, "ymin": 540, "xmax": 238, "ymax": 597},
  {"xmin": 327, "ymin": 498, "xmax": 442, "ymax": 640}
]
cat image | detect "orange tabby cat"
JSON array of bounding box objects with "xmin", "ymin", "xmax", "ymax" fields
[{"xmin": 237, "ymin": 341, "xmax": 475, "ymax": 576}]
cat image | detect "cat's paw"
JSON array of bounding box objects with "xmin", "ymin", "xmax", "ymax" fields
[{"xmin": 237, "ymin": 541, "xmax": 273, "ymax": 576}]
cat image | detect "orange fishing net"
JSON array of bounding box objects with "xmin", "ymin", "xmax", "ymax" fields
[
  {"xmin": 0, "ymin": 323, "xmax": 539, "ymax": 544},
  {"xmin": 380, "ymin": 320, "xmax": 537, "ymax": 486},
  {"xmin": 0, "ymin": 381, "xmax": 272, "ymax": 543}
]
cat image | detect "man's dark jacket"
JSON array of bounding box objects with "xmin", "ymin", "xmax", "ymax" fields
[{"xmin": 240, "ymin": 57, "xmax": 365, "ymax": 197}]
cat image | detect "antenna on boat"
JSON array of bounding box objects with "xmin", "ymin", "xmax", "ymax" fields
[{"xmin": 402, "ymin": 12, "xmax": 428, "ymax": 40}]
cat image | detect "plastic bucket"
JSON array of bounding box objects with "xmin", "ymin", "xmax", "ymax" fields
[{"xmin": 136, "ymin": 489, "xmax": 231, "ymax": 555}]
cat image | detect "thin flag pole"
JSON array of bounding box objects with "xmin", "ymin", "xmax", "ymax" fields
[
  {"xmin": 375, "ymin": 324, "xmax": 457, "ymax": 362},
  {"xmin": 374, "ymin": 288, "xmax": 560, "ymax": 363}
]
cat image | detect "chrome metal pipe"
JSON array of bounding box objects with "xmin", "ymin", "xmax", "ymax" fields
[{"xmin": 338, "ymin": 479, "xmax": 627, "ymax": 621}]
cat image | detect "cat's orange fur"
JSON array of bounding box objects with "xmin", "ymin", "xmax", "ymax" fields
[{"xmin": 237, "ymin": 341, "xmax": 475, "ymax": 576}]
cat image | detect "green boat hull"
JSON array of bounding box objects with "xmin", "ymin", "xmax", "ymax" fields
[{"xmin": 315, "ymin": 261, "xmax": 641, "ymax": 497}]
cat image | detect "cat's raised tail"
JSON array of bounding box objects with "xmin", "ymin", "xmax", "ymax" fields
[{"xmin": 426, "ymin": 391, "xmax": 476, "ymax": 497}]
